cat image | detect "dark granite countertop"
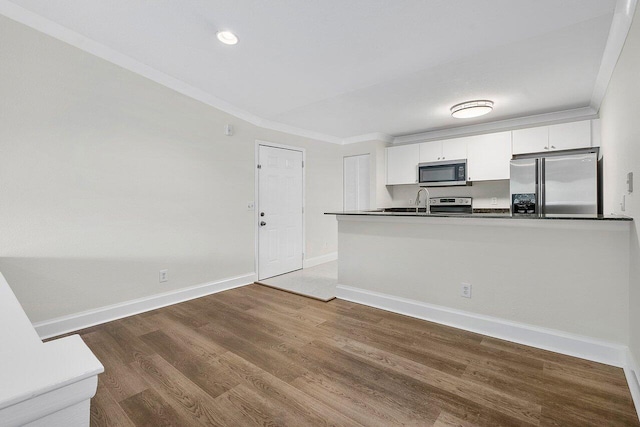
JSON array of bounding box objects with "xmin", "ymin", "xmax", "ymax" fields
[{"xmin": 325, "ymin": 209, "xmax": 632, "ymax": 221}]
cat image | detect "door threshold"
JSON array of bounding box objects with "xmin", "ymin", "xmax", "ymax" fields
[{"xmin": 254, "ymin": 281, "xmax": 335, "ymax": 302}]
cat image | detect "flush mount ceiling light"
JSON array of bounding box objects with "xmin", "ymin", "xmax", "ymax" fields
[
  {"xmin": 216, "ymin": 30, "xmax": 239, "ymax": 45},
  {"xmin": 450, "ymin": 100, "xmax": 494, "ymax": 119}
]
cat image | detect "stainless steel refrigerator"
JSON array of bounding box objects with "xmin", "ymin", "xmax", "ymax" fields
[{"xmin": 510, "ymin": 150, "xmax": 598, "ymax": 216}]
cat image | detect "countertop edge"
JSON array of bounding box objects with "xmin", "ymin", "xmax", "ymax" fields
[{"xmin": 324, "ymin": 211, "xmax": 633, "ymax": 222}]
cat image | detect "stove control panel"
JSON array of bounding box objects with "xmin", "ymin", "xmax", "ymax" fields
[{"xmin": 429, "ymin": 197, "xmax": 472, "ymax": 206}]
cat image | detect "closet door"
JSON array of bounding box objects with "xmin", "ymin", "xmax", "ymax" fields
[{"xmin": 344, "ymin": 154, "xmax": 370, "ymax": 211}]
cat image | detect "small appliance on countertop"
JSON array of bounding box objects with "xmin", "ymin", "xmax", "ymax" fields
[{"xmin": 429, "ymin": 197, "xmax": 472, "ymax": 214}]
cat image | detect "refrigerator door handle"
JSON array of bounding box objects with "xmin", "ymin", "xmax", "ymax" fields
[{"xmin": 539, "ymin": 158, "xmax": 545, "ymax": 216}]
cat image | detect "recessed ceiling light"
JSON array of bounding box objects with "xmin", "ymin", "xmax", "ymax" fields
[
  {"xmin": 450, "ymin": 100, "xmax": 494, "ymax": 119},
  {"xmin": 216, "ymin": 30, "xmax": 239, "ymax": 45}
]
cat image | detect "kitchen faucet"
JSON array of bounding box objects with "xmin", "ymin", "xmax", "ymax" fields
[{"xmin": 415, "ymin": 187, "xmax": 430, "ymax": 214}]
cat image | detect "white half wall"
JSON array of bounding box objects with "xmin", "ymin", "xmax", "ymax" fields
[{"xmin": 336, "ymin": 215, "xmax": 631, "ymax": 343}]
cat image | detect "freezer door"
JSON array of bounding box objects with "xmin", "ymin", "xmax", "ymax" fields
[
  {"xmin": 543, "ymin": 153, "xmax": 597, "ymax": 215},
  {"xmin": 510, "ymin": 159, "xmax": 538, "ymax": 214}
]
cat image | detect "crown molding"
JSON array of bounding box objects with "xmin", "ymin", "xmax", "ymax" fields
[
  {"xmin": 342, "ymin": 132, "xmax": 394, "ymax": 145},
  {"xmin": 392, "ymin": 106, "xmax": 599, "ymax": 145},
  {"xmin": 591, "ymin": 0, "xmax": 638, "ymax": 111},
  {"xmin": 0, "ymin": 1, "xmax": 347, "ymax": 145}
]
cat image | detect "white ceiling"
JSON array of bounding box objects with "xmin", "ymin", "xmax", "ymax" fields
[{"xmin": 2, "ymin": 0, "xmax": 622, "ymax": 142}]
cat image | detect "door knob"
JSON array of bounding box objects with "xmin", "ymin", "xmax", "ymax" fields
[
  {"xmin": 260, "ymin": 221, "xmax": 266, "ymax": 226},
  {"xmin": 260, "ymin": 212, "xmax": 265, "ymax": 217}
]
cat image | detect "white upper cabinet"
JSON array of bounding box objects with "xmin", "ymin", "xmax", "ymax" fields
[
  {"xmin": 512, "ymin": 120, "xmax": 592, "ymax": 154},
  {"xmin": 548, "ymin": 121, "xmax": 591, "ymax": 151},
  {"xmin": 419, "ymin": 138, "xmax": 467, "ymax": 163},
  {"xmin": 442, "ymin": 138, "xmax": 467, "ymax": 161},
  {"xmin": 386, "ymin": 144, "xmax": 419, "ymax": 185},
  {"xmin": 385, "ymin": 121, "xmax": 591, "ymax": 186},
  {"xmin": 512, "ymin": 126, "xmax": 549, "ymax": 154},
  {"xmin": 467, "ymin": 132, "xmax": 512, "ymax": 182},
  {"xmin": 418, "ymin": 141, "xmax": 442, "ymax": 163}
]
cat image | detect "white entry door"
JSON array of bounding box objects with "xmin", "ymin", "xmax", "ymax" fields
[{"xmin": 258, "ymin": 145, "xmax": 304, "ymax": 280}]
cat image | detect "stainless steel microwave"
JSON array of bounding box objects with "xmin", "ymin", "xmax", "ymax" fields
[{"xmin": 418, "ymin": 159, "xmax": 468, "ymax": 186}]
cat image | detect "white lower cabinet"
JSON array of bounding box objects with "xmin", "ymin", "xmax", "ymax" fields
[
  {"xmin": 466, "ymin": 132, "xmax": 512, "ymax": 181},
  {"xmin": 386, "ymin": 144, "xmax": 419, "ymax": 185}
]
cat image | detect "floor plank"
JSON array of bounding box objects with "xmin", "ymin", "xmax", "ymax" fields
[
  {"xmin": 119, "ymin": 388, "xmax": 184, "ymax": 427},
  {"xmin": 74, "ymin": 284, "xmax": 639, "ymax": 427}
]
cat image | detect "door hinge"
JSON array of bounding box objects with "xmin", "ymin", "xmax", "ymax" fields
[
  {"xmin": 257, "ymin": 164, "xmax": 262, "ymax": 169},
  {"xmin": 302, "ymin": 161, "xmax": 304, "ymax": 168},
  {"xmin": 302, "ymin": 206, "xmax": 304, "ymax": 214}
]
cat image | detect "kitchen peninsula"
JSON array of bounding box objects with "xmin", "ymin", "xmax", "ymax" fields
[{"xmin": 327, "ymin": 210, "xmax": 633, "ymax": 366}]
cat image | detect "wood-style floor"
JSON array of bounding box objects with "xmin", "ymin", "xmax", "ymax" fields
[{"xmin": 77, "ymin": 283, "xmax": 640, "ymax": 426}]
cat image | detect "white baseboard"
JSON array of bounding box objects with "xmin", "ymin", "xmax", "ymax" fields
[
  {"xmin": 303, "ymin": 252, "xmax": 338, "ymax": 269},
  {"xmin": 625, "ymin": 349, "xmax": 640, "ymax": 421},
  {"xmin": 336, "ymin": 284, "xmax": 628, "ymax": 367},
  {"xmin": 34, "ymin": 273, "xmax": 256, "ymax": 340}
]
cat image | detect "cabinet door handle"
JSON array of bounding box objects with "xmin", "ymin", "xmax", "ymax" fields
[
  {"xmin": 442, "ymin": 156, "xmax": 445, "ymax": 160},
  {"xmin": 544, "ymin": 146, "xmax": 549, "ymax": 150},
  {"xmin": 551, "ymin": 145, "xmax": 556, "ymax": 149}
]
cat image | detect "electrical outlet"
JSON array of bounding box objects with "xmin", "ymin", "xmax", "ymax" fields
[
  {"xmin": 159, "ymin": 269, "xmax": 168, "ymax": 283},
  {"xmin": 491, "ymin": 197, "xmax": 498, "ymax": 205},
  {"xmin": 247, "ymin": 201, "xmax": 255, "ymax": 210},
  {"xmin": 408, "ymin": 199, "xmax": 414, "ymax": 205},
  {"xmin": 461, "ymin": 283, "xmax": 472, "ymax": 298}
]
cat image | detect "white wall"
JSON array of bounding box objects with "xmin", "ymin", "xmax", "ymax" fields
[
  {"xmin": 600, "ymin": 5, "xmax": 640, "ymax": 367},
  {"xmin": 390, "ymin": 181, "xmax": 511, "ymax": 209},
  {"xmin": 0, "ymin": 15, "xmax": 378, "ymax": 323}
]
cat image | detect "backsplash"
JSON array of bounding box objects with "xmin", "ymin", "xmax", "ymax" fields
[{"xmin": 389, "ymin": 180, "xmax": 510, "ymax": 209}]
